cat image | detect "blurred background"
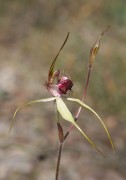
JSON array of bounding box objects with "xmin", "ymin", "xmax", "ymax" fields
[{"xmin": 0, "ymin": 0, "xmax": 126, "ymax": 179}]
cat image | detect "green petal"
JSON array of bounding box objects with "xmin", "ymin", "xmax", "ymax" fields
[
  {"xmin": 9, "ymin": 97, "xmax": 56, "ymax": 134},
  {"xmin": 56, "ymin": 97, "xmax": 104, "ymax": 156},
  {"xmin": 67, "ymin": 98, "xmax": 115, "ymax": 151}
]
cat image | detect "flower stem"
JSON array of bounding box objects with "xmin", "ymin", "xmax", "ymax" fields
[
  {"xmin": 83, "ymin": 67, "xmax": 91, "ymax": 98},
  {"xmin": 55, "ymin": 143, "xmax": 63, "ymax": 180},
  {"xmin": 56, "ymin": 117, "xmax": 64, "ymax": 180},
  {"xmin": 75, "ymin": 67, "xmax": 92, "ymax": 119}
]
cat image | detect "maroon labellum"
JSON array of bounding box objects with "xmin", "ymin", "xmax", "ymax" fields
[
  {"xmin": 57, "ymin": 76, "xmax": 73, "ymax": 94},
  {"xmin": 45, "ymin": 75, "xmax": 73, "ymax": 97}
]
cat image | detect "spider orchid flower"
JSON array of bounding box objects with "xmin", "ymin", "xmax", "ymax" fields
[{"xmin": 10, "ymin": 31, "xmax": 114, "ymax": 155}]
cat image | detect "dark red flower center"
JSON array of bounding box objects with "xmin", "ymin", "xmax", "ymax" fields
[
  {"xmin": 45, "ymin": 75, "xmax": 73, "ymax": 97},
  {"xmin": 57, "ymin": 76, "xmax": 73, "ymax": 94}
]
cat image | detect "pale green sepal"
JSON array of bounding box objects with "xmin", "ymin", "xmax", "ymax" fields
[
  {"xmin": 67, "ymin": 98, "xmax": 115, "ymax": 151},
  {"xmin": 56, "ymin": 97, "xmax": 104, "ymax": 156},
  {"xmin": 9, "ymin": 97, "xmax": 56, "ymax": 134}
]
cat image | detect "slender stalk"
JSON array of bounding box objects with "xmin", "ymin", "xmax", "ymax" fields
[
  {"xmin": 55, "ymin": 114, "xmax": 64, "ymax": 180},
  {"xmin": 83, "ymin": 67, "xmax": 91, "ymax": 98},
  {"xmin": 75, "ymin": 67, "xmax": 91, "ymax": 119},
  {"xmin": 55, "ymin": 143, "xmax": 63, "ymax": 180}
]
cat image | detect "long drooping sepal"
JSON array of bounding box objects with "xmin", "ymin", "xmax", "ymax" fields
[
  {"xmin": 67, "ymin": 98, "xmax": 115, "ymax": 151},
  {"xmin": 48, "ymin": 32, "xmax": 70, "ymax": 83},
  {"xmin": 9, "ymin": 97, "xmax": 56, "ymax": 134},
  {"xmin": 56, "ymin": 97, "xmax": 104, "ymax": 156}
]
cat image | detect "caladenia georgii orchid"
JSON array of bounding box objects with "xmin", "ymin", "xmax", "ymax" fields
[{"xmin": 10, "ymin": 26, "xmax": 115, "ymax": 180}]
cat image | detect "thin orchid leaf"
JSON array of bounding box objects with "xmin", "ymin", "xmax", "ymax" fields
[
  {"xmin": 89, "ymin": 25, "xmax": 110, "ymax": 68},
  {"xmin": 56, "ymin": 97, "xmax": 104, "ymax": 156},
  {"xmin": 67, "ymin": 98, "xmax": 115, "ymax": 151},
  {"xmin": 9, "ymin": 97, "xmax": 56, "ymax": 134},
  {"xmin": 48, "ymin": 32, "xmax": 70, "ymax": 83}
]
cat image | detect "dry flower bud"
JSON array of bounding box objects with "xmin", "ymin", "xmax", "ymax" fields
[{"xmin": 89, "ymin": 25, "xmax": 111, "ymax": 68}]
